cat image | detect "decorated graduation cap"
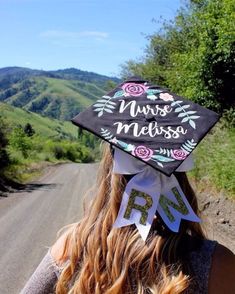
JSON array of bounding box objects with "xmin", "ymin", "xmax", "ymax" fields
[{"xmin": 71, "ymin": 76, "xmax": 220, "ymax": 240}]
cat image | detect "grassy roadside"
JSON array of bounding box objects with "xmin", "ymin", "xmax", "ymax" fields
[
  {"xmin": 2, "ymin": 136, "xmax": 98, "ymax": 185},
  {"xmin": 0, "ymin": 104, "xmax": 99, "ymax": 190},
  {"xmin": 3, "ymin": 158, "xmax": 70, "ymax": 184},
  {"xmin": 188, "ymin": 121, "xmax": 235, "ymax": 199}
]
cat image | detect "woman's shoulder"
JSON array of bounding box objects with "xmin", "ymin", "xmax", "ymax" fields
[
  {"xmin": 209, "ymin": 242, "xmax": 235, "ymax": 294},
  {"xmin": 50, "ymin": 233, "xmax": 69, "ymax": 266},
  {"xmin": 50, "ymin": 225, "xmax": 76, "ymax": 267},
  {"xmin": 183, "ymin": 237, "xmax": 235, "ymax": 294}
]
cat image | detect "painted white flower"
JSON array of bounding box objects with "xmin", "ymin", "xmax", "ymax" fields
[{"xmin": 159, "ymin": 93, "xmax": 174, "ymax": 101}]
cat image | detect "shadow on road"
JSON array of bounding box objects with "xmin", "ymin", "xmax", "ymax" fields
[
  {"xmin": 0, "ymin": 176, "xmax": 58, "ymax": 197},
  {"xmin": 16, "ymin": 183, "xmax": 58, "ymax": 193}
]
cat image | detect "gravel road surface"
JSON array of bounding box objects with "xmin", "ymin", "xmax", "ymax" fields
[{"xmin": 0, "ymin": 163, "xmax": 97, "ymax": 294}]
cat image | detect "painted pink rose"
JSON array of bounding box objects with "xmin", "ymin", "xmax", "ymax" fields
[
  {"xmin": 159, "ymin": 92, "xmax": 174, "ymax": 101},
  {"xmin": 132, "ymin": 145, "xmax": 154, "ymax": 161},
  {"xmin": 122, "ymin": 83, "xmax": 148, "ymax": 97},
  {"xmin": 171, "ymin": 149, "xmax": 188, "ymax": 160}
]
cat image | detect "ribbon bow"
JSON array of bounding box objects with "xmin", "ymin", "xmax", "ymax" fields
[{"xmin": 112, "ymin": 148, "xmax": 200, "ymax": 241}]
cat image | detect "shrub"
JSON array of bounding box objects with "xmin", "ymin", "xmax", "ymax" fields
[
  {"xmin": 8, "ymin": 125, "xmax": 33, "ymax": 158},
  {"xmin": 53, "ymin": 145, "xmax": 66, "ymax": 160}
]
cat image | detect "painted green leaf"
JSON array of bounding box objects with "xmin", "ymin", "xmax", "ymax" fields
[
  {"xmin": 181, "ymin": 117, "xmax": 190, "ymax": 123},
  {"xmin": 178, "ymin": 112, "xmax": 189, "ymax": 117},
  {"xmin": 186, "ymin": 111, "xmax": 197, "ymax": 115},
  {"xmin": 147, "ymin": 94, "xmax": 158, "ymax": 100},
  {"xmin": 178, "ymin": 111, "xmax": 197, "ymax": 117},
  {"xmin": 94, "ymin": 103, "xmax": 105, "ymax": 107},
  {"xmin": 105, "ymin": 104, "xmax": 115, "ymax": 109},
  {"xmin": 184, "ymin": 142, "xmax": 194, "ymax": 149},
  {"xmin": 152, "ymin": 155, "xmax": 175, "ymax": 162},
  {"xmin": 175, "ymin": 107, "xmax": 182, "ymax": 112},
  {"xmin": 94, "ymin": 108, "xmax": 103, "ymax": 112},
  {"xmin": 182, "ymin": 145, "xmax": 192, "ymax": 152},
  {"xmin": 125, "ymin": 144, "xmax": 135, "ymax": 151},
  {"xmin": 189, "ymin": 115, "xmax": 200, "ymax": 119},
  {"xmin": 157, "ymin": 162, "xmax": 164, "ymax": 167},
  {"xmin": 117, "ymin": 140, "xmax": 129, "ymax": 149},
  {"xmin": 147, "ymin": 89, "xmax": 162, "ymax": 95},
  {"xmin": 97, "ymin": 99, "xmax": 111, "ymax": 103},
  {"xmin": 108, "ymin": 101, "xmax": 116, "ymax": 105},
  {"xmin": 187, "ymin": 139, "xmax": 197, "ymax": 146},
  {"xmin": 189, "ymin": 119, "xmax": 196, "ymax": 129},
  {"xmin": 104, "ymin": 108, "xmax": 113, "ymax": 113},
  {"xmin": 98, "ymin": 111, "xmax": 103, "ymax": 117},
  {"xmin": 181, "ymin": 105, "xmax": 190, "ymax": 109},
  {"xmin": 113, "ymin": 90, "xmax": 124, "ymax": 98},
  {"xmin": 105, "ymin": 134, "xmax": 113, "ymax": 140},
  {"xmin": 171, "ymin": 100, "xmax": 183, "ymax": 106}
]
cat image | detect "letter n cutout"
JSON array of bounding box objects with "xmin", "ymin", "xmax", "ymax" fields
[{"xmin": 159, "ymin": 187, "xmax": 189, "ymax": 222}]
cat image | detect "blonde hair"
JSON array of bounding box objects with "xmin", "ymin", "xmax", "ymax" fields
[{"xmin": 54, "ymin": 143, "xmax": 205, "ymax": 294}]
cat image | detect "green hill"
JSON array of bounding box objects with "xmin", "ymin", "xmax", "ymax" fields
[
  {"xmin": 0, "ymin": 102, "xmax": 78, "ymax": 140},
  {"xmin": 0, "ymin": 66, "xmax": 120, "ymax": 120}
]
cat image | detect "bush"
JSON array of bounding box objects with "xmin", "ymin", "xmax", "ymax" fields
[
  {"xmin": 0, "ymin": 115, "xmax": 10, "ymax": 170},
  {"xmin": 122, "ymin": 0, "xmax": 235, "ymax": 116},
  {"xmin": 8, "ymin": 125, "xmax": 33, "ymax": 158},
  {"xmin": 0, "ymin": 149, "xmax": 10, "ymax": 169},
  {"xmin": 53, "ymin": 145, "xmax": 66, "ymax": 160}
]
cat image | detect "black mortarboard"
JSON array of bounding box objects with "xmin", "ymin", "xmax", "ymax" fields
[{"xmin": 71, "ymin": 77, "xmax": 220, "ymax": 176}]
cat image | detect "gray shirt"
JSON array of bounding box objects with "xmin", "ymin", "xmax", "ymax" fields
[{"xmin": 20, "ymin": 239, "xmax": 217, "ymax": 294}]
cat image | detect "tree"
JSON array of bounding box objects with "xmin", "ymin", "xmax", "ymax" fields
[
  {"xmin": 121, "ymin": 0, "xmax": 235, "ymax": 114},
  {"xmin": 0, "ymin": 115, "xmax": 10, "ymax": 169},
  {"xmin": 104, "ymin": 80, "xmax": 118, "ymax": 91},
  {"xmin": 9, "ymin": 125, "xmax": 33, "ymax": 158},
  {"xmin": 24, "ymin": 123, "xmax": 35, "ymax": 137}
]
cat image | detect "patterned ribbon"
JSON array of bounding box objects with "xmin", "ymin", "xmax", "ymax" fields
[{"xmin": 112, "ymin": 148, "xmax": 200, "ymax": 241}]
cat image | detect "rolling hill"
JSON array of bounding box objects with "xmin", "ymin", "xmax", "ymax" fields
[
  {"xmin": 0, "ymin": 66, "xmax": 120, "ymax": 120},
  {"xmin": 0, "ymin": 102, "xmax": 78, "ymax": 140}
]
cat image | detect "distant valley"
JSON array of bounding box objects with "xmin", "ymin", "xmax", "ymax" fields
[
  {"xmin": 0, "ymin": 66, "xmax": 120, "ymax": 121},
  {"xmin": 0, "ymin": 66, "xmax": 120, "ymax": 183}
]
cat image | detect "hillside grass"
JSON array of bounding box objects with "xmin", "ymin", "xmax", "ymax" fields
[
  {"xmin": 0, "ymin": 102, "xmax": 98, "ymax": 184},
  {"xmin": 189, "ymin": 121, "xmax": 235, "ymax": 198},
  {"xmin": 0, "ymin": 102, "xmax": 77, "ymax": 139},
  {"xmin": 1, "ymin": 76, "xmax": 106, "ymax": 120}
]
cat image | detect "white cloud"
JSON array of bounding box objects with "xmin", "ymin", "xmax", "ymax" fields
[{"xmin": 39, "ymin": 30, "xmax": 109, "ymax": 40}]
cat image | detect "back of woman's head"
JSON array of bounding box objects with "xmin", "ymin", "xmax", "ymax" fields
[{"xmin": 55, "ymin": 143, "xmax": 205, "ymax": 294}]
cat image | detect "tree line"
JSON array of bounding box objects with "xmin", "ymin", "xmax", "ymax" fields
[{"xmin": 121, "ymin": 0, "xmax": 234, "ymax": 123}]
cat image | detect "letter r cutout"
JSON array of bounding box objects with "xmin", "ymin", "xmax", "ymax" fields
[{"xmin": 124, "ymin": 189, "xmax": 153, "ymax": 225}]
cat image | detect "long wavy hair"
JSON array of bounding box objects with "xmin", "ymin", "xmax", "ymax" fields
[{"xmin": 54, "ymin": 143, "xmax": 206, "ymax": 294}]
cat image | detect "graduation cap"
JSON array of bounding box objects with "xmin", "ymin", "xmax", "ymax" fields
[{"xmin": 71, "ymin": 77, "xmax": 220, "ymax": 176}]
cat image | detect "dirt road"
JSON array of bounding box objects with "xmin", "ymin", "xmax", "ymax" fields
[
  {"xmin": 0, "ymin": 163, "xmax": 234, "ymax": 294},
  {"xmin": 0, "ymin": 163, "xmax": 97, "ymax": 294}
]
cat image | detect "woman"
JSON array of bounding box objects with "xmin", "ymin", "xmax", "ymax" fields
[{"xmin": 20, "ymin": 143, "xmax": 235, "ymax": 294}]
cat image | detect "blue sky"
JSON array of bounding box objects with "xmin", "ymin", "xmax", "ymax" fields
[{"xmin": 0, "ymin": 0, "xmax": 182, "ymax": 77}]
